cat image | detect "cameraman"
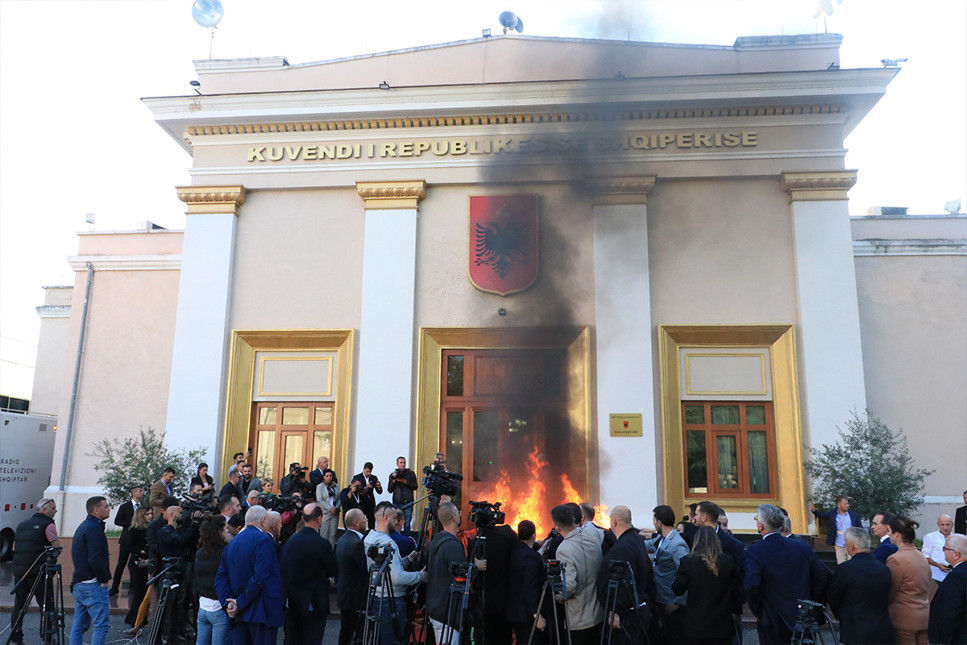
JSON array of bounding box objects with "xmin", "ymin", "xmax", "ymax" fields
[
  {"xmin": 352, "ymin": 462, "xmax": 383, "ymax": 532},
  {"xmin": 9, "ymin": 497, "xmax": 59, "ymax": 644},
  {"xmin": 472, "ymin": 513, "xmax": 518, "ymax": 645},
  {"xmin": 596, "ymin": 506, "xmax": 654, "ymax": 645},
  {"xmin": 279, "ymin": 490, "xmax": 306, "ymax": 543},
  {"xmin": 388, "ymin": 457, "xmax": 418, "ymax": 532},
  {"xmin": 426, "ymin": 502, "xmax": 467, "ymax": 644},
  {"xmin": 340, "ymin": 478, "xmax": 365, "ymax": 528},
  {"xmin": 279, "ymin": 462, "xmax": 311, "ymax": 498},
  {"xmin": 157, "ymin": 504, "xmax": 200, "ymax": 641},
  {"xmin": 363, "ymin": 502, "xmax": 426, "ymax": 645}
]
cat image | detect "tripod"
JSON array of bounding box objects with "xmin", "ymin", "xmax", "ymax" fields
[
  {"xmin": 145, "ymin": 557, "xmax": 183, "ymax": 645},
  {"xmin": 528, "ymin": 559, "xmax": 571, "ymax": 645},
  {"xmin": 6, "ymin": 546, "xmax": 65, "ymax": 645},
  {"xmin": 790, "ymin": 599, "xmax": 838, "ymax": 645},
  {"xmin": 362, "ymin": 551, "xmax": 397, "ymax": 645},
  {"xmin": 600, "ymin": 561, "xmax": 648, "ymax": 645},
  {"xmin": 436, "ymin": 561, "xmax": 477, "ymax": 645}
]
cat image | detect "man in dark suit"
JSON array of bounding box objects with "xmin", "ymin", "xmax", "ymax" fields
[
  {"xmin": 280, "ymin": 502, "xmax": 339, "ymax": 645},
  {"xmin": 870, "ymin": 512, "xmax": 898, "ymax": 564},
  {"xmin": 215, "ymin": 506, "xmax": 284, "ymax": 645},
  {"xmin": 506, "ymin": 520, "xmax": 546, "ymax": 643},
  {"xmin": 955, "ymin": 490, "xmax": 967, "ymax": 535},
  {"xmin": 827, "ymin": 527, "xmax": 894, "ymax": 644},
  {"xmin": 696, "ymin": 501, "xmax": 747, "ymax": 578},
  {"xmin": 309, "ymin": 455, "xmax": 337, "ymax": 493},
  {"xmin": 109, "ymin": 484, "xmax": 143, "ymax": 595},
  {"xmin": 352, "ymin": 462, "xmax": 383, "ymax": 532},
  {"xmin": 219, "ymin": 469, "xmax": 244, "ymax": 502},
  {"xmin": 336, "ymin": 508, "xmax": 369, "ymax": 645},
  {"xmin": 596, "ymin": 506, "xmax": 655, "ymax": 645},
  {"xmin": 811, "ymin": 497, "xmax": 864, "ymax": 564},
  {"xmin": 745, "ymin": 503, "xmax": 831, "ymax": 645},
  {"xmin": 928, "ymin": 533, "xmax": 967, "ymax": 644}
]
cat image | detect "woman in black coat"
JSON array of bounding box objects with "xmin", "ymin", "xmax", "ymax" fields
[
  {"xmin": 123, "ymin": 507, "xmax": 153, "ymax": 626},
  {"xmin": 672, "ymin": 526, "xmax": 744, "ymax": 645}
]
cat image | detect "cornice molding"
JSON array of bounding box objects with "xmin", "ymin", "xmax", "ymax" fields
[
  {"xmin": 36, "ymin": 305, "xmax": 71, "ymax": 319},
  {"xmin": 183, "ymin": 104, "xmax": 848, "ymax": 138},
  {"xmin": 176, "ymin": 185, "xmax": 247, "ymax": 215},
  {"xmin": 586, "ymin": 176, "xmax": 657, "ymax": 205},
  {"xmin": 356, "ymin": 180, "xmax": 427, "ymax": 210},
  {"xmin": 779, "ymin": 170, "xmax": 857, "ymax": 202},
  {"xmin": 853, "ymin": 239, "xmax": 967, "ymax": 257},
  {"xmin": 67, "ymin": 255, "xmax": 183, "ymax": 271}
]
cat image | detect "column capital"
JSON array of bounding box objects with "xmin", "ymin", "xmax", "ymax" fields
[
  {"xmin": 176, "ymin": 185, "xmax": 247, "ymax": 215},
  {"xmin": 779, "ymin": 171, "xmax": 857, "ymax": 202},
  {"xmin": 586, "ymin": 176, "xmax": 657, "ymax": 205},
  {"xmin": 356, "ymin": 180, "xmax": 427, "ymax": 210}
]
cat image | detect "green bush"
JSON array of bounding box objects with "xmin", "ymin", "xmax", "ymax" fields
[
  {"xmin": 805, "ymin": 409, "xmax": 933, "ymax": 522},
  {"xmin": 87, "ymin": 426, "xmax": 207, "ymax": 506}
]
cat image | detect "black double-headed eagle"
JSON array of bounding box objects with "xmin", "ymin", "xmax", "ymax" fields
[{"xmin": 474, "ymin": 205, "xmax": 530, "ymax": 279}]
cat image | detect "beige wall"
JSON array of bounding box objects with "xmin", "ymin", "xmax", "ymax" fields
[
  {"xmin": 229, "ymin": 188, "xmax": 364, "ymax": 331},
  {"xmin": 30, "ymin": 286, "xmax": 73, "ymax": 416}
]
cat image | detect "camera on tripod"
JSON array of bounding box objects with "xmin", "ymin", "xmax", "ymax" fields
[
  {"xmin": 796, "ymin": 598, "xmax": 826, "ymax": 625},
  {"xmin": 545, "ymin": 559, "xmax": 563, "ymax": 579},
  {"xmin": 468, "ymin": 500, "xmax": 505, "ymax": 528},
  {"xmin": 367, "ymin": 544, "xmax": 393, "ymax": 567},
  {"xmin": 422, "ymin": 465, "xmax": 463, "ymax": 497},
  {"xmin": 607, "ymin": 559, "xmax": 633, "ymax": 581},
  {"xmin": 449, "ymin": 560, "xmax": 474, "ymax": 581},
  {"xmin": 160, "ymin": 556, "xmax": 183, "ymax": 581},
  {"xmin": 42, "ymin": 545, "xmax": 63, "ymax": 561}
]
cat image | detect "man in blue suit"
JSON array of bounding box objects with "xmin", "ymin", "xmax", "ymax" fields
[
  {"xmin": 811, "ymin": 497, "xmax": 864, "ymax": 564},
  {"xmin": 870, "ymin": 512, "xmax": 898, "ymax": 564},
  {"xmin": 216, "ymin": 505, "xmax": 284, "ymax": 645},
  {"xmin": 928, "ymin": 533, "xmax": 967, "ymax": 645},
  {"xmin": 746, "ymin": 503, "xmax": 831, "ymax": 645},
  {"xmin": 647, "ymin": 505, "xmax": 690, "ymax": 642}
]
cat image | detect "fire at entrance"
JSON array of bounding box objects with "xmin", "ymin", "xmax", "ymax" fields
[{"xmin": 440, "ymin": 348, "xmax": 599, "ymax": 535}]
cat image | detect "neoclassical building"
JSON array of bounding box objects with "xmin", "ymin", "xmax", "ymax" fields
[{"xmin": 31, "ymin": 33, "xmax": 966, "ymax": 534}]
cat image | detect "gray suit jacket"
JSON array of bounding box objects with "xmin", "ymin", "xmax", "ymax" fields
[{"xmin": 649, "ymin": 529, "xmax": 690, "ymax": 605}]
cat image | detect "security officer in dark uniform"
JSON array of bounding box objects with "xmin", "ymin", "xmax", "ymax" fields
[{"xmin": 10, "ymin": 497, "xmax": 59, "ymax": 645}]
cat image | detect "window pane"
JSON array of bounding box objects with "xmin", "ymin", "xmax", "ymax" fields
[
  {"xmin": 748, "ymin": 431, "xmax": 770, "ymax": 494},
  {"xmin": 684, "ymin": 405, "xmax": 705, "ymax": 424},
  {"xmin": 258, "ymin": 407, "xmax": 277, "ymax": 425},
  {"xmin": 314, "ymin": 406, "xmax": 333, "ymax": 426},
  {"xmin": 313, "ymin": 431, "xmax": 332, "ymax": 465},
  {"xmin": 282, "ymin": 407, "xmax": 309, "ymax": 425},
  {"xmin": 256, "ymin": 431, "xmax": 275, "ymax": 479},
  {"xmin": 445, "ymin": 411, "xmax": 464, "ymax": 473},
  {"xmin": 711, "ymin": 405, "xmax": 740, "ymax": 425},
  {"xmin": 473, "ymin": 410, "xmax": 499, "ymax": 483},
  {"xmin": 283, "ymin": 435, "xmax": 305, "ymax": 468},
  {"xmin": 716, "ymin": 435, "xmax": 738, "ymax": 489},
  {"xmin": 686, "ymin": 430, "xmax": 708, "ymax": 493},
  {"xmin": 746, "ymin": 405, "xmax": 766, "ymax": 425},
  {"xmin": 446, "ymin": 355, "xmax": 464, "ymax": 396}
]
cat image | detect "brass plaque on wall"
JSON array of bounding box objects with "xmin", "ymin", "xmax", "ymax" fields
[{"xmin": 609, "ymin": 414, "xmax": 643, "ymax": 437}]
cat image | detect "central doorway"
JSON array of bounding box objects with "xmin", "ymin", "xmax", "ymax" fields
[
  {"xmin": 439, "ymin": 348, "xmax": 585, "ymax": 532},
  {"xmin": 250, "ymin": 401, "xmax": 334, "ymax": 484}
]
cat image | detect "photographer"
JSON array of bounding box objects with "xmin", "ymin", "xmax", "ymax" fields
[
  {"xmin": 352, "ymin": 462, "xmax": 383, "ymax": 532},
  {"xmin": 279, "ymin": 462, "xmax": 311, "ymax": 498},
  {"xmin": 9, "ymin": 497, "xmax": 59, "ymax": 644},
  {"xmin": 157, "ymin": 504, "xmax": 201, "ymax": 641},
  {"xmin": 278, "ymin": 490, "xmax": 306, "ymax": 543},
  {"xmin": 363, "ymin": 502, "xmax": 426, "ymax": 645},
  {"xmin": 388, "ymin": 456, "xmax": 418, "ymax": 532},
  {"xmin": 551, "ymin": 504, "xmax": 604, "ymax": 645},
  {"xmin": 472, "ymin": 510, "xmax": 518, "ymax": 645},
  {"xmin": 340, "ymin": 477, "xmax": 365, "ymax": 528},
  {"xmin": 426, "ymin": 502, "xmax": 467, "ymax": 644}
]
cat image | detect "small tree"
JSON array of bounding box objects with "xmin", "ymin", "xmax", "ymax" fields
[
  {"xmin": 87, "ymin": 426, "xmax": 207, "ymax": 506},
  {"xmin": 805, "ymin": 409, "xmax": 933, "ymax": 522}
]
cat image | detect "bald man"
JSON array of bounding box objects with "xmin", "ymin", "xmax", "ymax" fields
[
  {"xmin": 923, "ymin": 514, "xmax": 955, "ymax": 582},
  {"xmin": 427, "ymin": 502, "xmax": 467, "ymax": 644},
  {"xmin": 280, "ymin": 502, "xmax": 338, "ymax": 645},
  {"xmin": 597, "ymin": 505, "xmax": 654, "ymax": 644},
  {"xmin": 336, "ymin": 509, "xmax": 368, "ymax": 645},
  {"xmin": 928, "ymin": 533, "xmax": 967, "ymax": 644}
]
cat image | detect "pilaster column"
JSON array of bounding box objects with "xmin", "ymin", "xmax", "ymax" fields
[
  {"xmin": 589, "ymin": 176, "xmax": 658, "ymax": 512},
  {"xmin": 354, "ymin": 180, "xmax": 426, "ymax": 481},
  {"xmin": 165, "ymin": 186, "xmax": 246, "ymax": 469},
  {"xmin": 780, "ymin": 171, "xmax": 867, "ymax": 451}
]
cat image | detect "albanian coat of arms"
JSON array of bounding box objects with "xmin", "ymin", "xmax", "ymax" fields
[{"xmin": 468, "ymin": 195, "xmax": 539, "ymax": 296}]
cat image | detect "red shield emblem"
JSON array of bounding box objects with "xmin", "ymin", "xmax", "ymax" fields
[{"xmin": 469, "ymin": 195, "xmax": 539, "ymax": 296}]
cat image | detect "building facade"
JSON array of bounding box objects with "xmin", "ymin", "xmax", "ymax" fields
[{"xmin": 35, "ymin": 34, "xmax": 967, "ymax": 533}]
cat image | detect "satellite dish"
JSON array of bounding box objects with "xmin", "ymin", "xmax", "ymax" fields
[
  {"xmin": 499, "ymin": 11, "xmax": 523, "ymax": 34},
  {"xmin": 192, "ymin": 0, "xmax": 224, "ymax": 29}
]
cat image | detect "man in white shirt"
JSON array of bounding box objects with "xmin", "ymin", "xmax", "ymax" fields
[
  {"xmin": 922, "ymin": 513, "xmax": 955, "ymax": 582},
  {"xmin": 363, "ymin": 501, "xmax": 426, "ymax": 645}
]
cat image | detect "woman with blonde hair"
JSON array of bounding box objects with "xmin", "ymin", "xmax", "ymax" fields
[
  {"xmin": 123, "ymin": 507, "xmax": 152, "ymax": 628},
  {"xmin": 886, "ymin": 514, "xmax": 935, "ymax": 644},
  {"xmin": 672, "ymin": 525, "xmax": 743, "ymax": 645}
]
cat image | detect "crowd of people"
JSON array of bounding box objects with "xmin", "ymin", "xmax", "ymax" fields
[{"xmin": 8, "ymin": 454, "xmax": 967, "ymax": 645}]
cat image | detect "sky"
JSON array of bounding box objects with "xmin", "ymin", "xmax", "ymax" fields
[{"xmin": 1, "ymin": 0, "xmax": 965, "ymax": 400}]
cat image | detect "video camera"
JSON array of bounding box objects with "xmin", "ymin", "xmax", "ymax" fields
[
  {"xmin": 367, "ymin": 544, "xmax": 393, "ymax": 567},
  {"xmin": 181, "ymin": 492, "xmax": 215, "ymax": 518},
  {"xmin": 422, "ymin": 465, "xmax": 463, "ymax": 497},
  {"xmin": 468, "ymin": 500, "xmax": 505, "ymax": 529},
  {"xmin": 258, "ymin": 493, "xmax": 302, "ymax": 513},
  {"xmin": 796, "ymin": 599, "xmax": 827, "ymax": 626}
]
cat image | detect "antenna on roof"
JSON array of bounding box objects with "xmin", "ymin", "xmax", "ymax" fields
[
  {"xmin": 192, "ymin": 0, "xmax": 224, "ymax": 59},
  {"xmin": 498, "ymin": 11, "xmax": 524, "ymax": 34}
]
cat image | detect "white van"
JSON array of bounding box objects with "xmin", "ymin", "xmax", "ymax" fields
[{"xmin": 0, "ymin": 411, "xmax": 57, "ymax": 560}]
